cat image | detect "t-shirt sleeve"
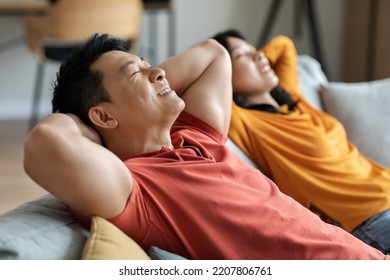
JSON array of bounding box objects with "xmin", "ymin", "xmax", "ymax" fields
[{"xmin": 106, "ymin": 176, "xmax": 150, "ymax": 243}]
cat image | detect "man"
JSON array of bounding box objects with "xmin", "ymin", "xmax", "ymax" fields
[{"xmin": 24, "ymin": 33, "xmax": 388, "ymax": 260}]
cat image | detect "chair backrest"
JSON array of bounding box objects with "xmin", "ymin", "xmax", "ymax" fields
[
  {"xmin": 24, "ymin": 0, "xmax": 144, "ymax": 59},
  {"xmin": 45, "ymin": 0, "xmax": 143, "ymax": 40}
]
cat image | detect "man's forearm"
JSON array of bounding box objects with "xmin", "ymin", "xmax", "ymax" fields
[
  {"xmin": 62, "ymin": 113, "xmax": 102, "ymax": 145},
  {"xmin": 158, "ymin": 39, "xmax": 228, "ymax": 97}
]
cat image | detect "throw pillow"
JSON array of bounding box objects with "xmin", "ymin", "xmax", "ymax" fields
[
  {"xmin": 81, "ymin": 216, "xmax": 150, "ymax": 260},
  {"xmin": 320, "ymin": 78, "xmax": 390, "ymax": 168}
]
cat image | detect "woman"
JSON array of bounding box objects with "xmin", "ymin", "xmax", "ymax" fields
[{"xmin": 213, "ymin": 29, "xmax": 390, "ymax": 254}]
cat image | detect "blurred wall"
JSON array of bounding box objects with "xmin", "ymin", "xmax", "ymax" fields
[{"xmin": 0, "ymin": 0, "xmax": 345, "ymax": 120}]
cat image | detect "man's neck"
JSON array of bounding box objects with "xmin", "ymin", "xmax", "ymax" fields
[{"xmin": 102, "ymin": 129, "xmax": 173, "ymax": 157}]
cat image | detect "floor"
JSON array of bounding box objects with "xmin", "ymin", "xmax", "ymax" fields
[{"xmin": 0, "ymin": 119, "xmax": 47, "ymax": 214}]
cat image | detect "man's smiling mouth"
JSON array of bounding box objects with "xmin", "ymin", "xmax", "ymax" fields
[{"xmin": 157, "ymin": 88, "xmax": 171, "ymax": 97}]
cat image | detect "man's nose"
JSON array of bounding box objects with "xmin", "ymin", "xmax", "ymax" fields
[{"xmin": 149, "ymin": 67, "xmax": 165, "ymax": 82}]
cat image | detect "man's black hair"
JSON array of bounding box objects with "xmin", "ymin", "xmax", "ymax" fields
[{"xmin": 52, "ymin": 33, "xmax": 131, "ymax": 126}]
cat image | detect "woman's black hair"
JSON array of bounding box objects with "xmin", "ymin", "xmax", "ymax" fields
[
  {"xmin": 212, "ymin": 29, "xmax": 246, "ymax": 53},
  {"xmin": 52, "ymin": 33, "xmax": 131, "ymax": 126}
]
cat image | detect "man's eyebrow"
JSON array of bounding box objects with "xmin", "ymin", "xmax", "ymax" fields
[{"xmin": 119, "ymin": 60, "xmax": 136, "ymax": 74}]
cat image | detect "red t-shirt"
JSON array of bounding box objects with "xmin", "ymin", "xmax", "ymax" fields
[{"xmin": 107, "ymin": 112, "xmax": 387, "ymax": 260}]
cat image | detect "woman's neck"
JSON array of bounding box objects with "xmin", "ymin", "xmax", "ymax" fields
[{"xmin": 245, "ymin": 92, "xmax": 280, "ymax": 109}]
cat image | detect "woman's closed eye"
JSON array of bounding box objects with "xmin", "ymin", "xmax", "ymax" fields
[
  {"xmin": 233, "ymin": 49, "xmax": 258, "ymax": 60},
  {"xmin": 234, "ymin": 53, "xmax": 243, "ymax": 60}
]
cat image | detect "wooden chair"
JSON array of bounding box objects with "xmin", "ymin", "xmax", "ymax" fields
[{"xmin": 24, "ymin": 0, "xmax": 144, "ymax": 129}]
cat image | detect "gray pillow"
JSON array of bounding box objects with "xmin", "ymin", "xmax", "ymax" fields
[
  {"xmin": 320, "ymin": 79, "xmax": 390, "ymax": 168},
  {"xmin": 0, "ymin": 194, "xmax": 89, "ymax": 260},
  {"xmin": 0, "ymin": 195, "xmax": 186, "ymax": 260}
]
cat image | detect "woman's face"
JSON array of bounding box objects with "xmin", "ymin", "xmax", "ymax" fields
[{"xmin": 228, "ymin": 37, "xmax": 278, "ymax": 97}]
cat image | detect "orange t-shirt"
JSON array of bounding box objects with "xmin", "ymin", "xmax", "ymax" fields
[
  {"xmin": 106, "ymin": 112, "xmax": 386, "ymax": 260},
  {"xmin": 228, "ymin": 36, "xmax": 390, "ymax": 232}
]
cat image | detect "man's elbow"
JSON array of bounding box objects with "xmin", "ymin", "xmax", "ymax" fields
[
  {"xmin": 210, "ymin": 38, "xmax": 232, "ymax": 80},
  {"xmin": 23, "ymin": 124, "xmax": 53, "ymax": 177},
  {"xmin": 208, "ymin": 38, "xmax": 231, "ymax": 60},
  {"xmin": 23, "ymin": 126, "xmax": 40, "ymax": 176}
]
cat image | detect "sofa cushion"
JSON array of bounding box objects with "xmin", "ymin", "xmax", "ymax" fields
[
  {"xmin": 149, "ymin": 246, "xmax": 187, "ymax": 260},
  {"xmin": 0, "ymin": 194, "xmax": 89, "ymax": 260},
  {"xmin": 297, "ymin": 55, "xmax": 328, "ymax": 110},
  {"xmin": 320, "ymin": 78, "xmax": 390, "ymax": 168},
  {"xmin": 226, "ymin": 138, "xmax": 258, "ymax": 168},
  {"xmin": 82, "ymin": 216, "xmax": 150, "ymax": 260}
]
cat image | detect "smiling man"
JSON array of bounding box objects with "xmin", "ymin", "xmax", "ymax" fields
[{"xmin": 23, "ymin": 33, "xmax": 389, "ymax": 260}]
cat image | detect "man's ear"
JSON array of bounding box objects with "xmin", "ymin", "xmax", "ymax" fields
[{"xmin": 88, "ymin": 107, "xmax": 118, "ymax": 129}]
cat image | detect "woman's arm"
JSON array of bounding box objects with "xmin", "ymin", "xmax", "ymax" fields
[
  {"xmin": 158, "ymin": 39, "xmax": 233, "ymax": 136},
  {"xmin": 23, "ymin": 113, "xmax": 133, "ymax": 219},
  {"xmin": 261, "ymin": 36, "xmax": 301, "ymax": 99}
]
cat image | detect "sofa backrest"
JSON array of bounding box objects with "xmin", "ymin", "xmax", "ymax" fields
[{"xmin": 297, "ymin": 55, "xmax": 328, "ymax": 110}]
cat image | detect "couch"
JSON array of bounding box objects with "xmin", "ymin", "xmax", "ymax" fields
[{"xmin": 1, "ymin": 55, "xmax": 389, "ymax": 260}]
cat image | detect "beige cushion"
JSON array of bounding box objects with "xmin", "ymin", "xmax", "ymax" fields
[
  {"xmin": 320, "ymin": 79, "xmax": 390, "ymax": 168},
  {"xmin": 82, "ymin": 216, "xmax": 150, "ymax": 260}
]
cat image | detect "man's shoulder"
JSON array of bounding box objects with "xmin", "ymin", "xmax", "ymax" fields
[{"xmin": 172, "ymin": 111, "xmax": 226, "ymax": 145}]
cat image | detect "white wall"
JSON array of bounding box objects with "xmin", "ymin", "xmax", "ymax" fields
[
  {"xmin": 171, "ymin": 0, "xmax": 345, "ymax": 80},
  {"xmin": 0, "ymin": 0, "xmax": 345, "ymax": 120}
]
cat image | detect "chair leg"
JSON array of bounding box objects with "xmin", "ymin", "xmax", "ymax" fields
[
  {"xmin": 306, "ymin": 0, "xmax": 328, "ymax": 76},
  {"xmin": 29, "ymin": 62, "xmax": 44, "ymax": 131}
]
